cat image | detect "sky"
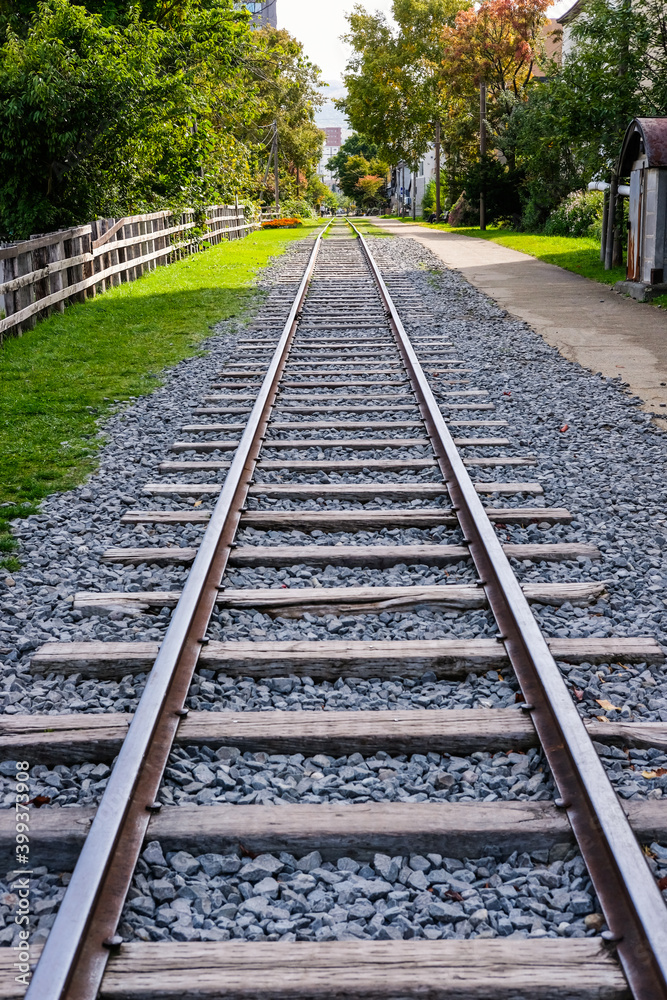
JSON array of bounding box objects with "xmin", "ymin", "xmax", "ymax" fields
[{"xmin": 276, "ymin": 0, "xmax": 576, "ymax": 129}]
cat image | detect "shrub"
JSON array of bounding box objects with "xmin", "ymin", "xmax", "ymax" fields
[
  {"xmin": 279, "ymin": 198, "xmax": 316, "ymax": 219},
  {"xmin": 261, "ymin": 218, "xmax": 303, "ymax": 229},
  {"xmin": 544, "ymin": 190, "xmax": 605, "ymax": 238}
]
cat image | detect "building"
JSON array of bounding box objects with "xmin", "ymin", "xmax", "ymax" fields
[
  {"xmin": 243, "ymin": 1, "xmax": 277, "ymax": 28},
  {"xmin": 532, "ymin": 19, "xmax": 563, "ymax": 79},
  {"xmin": 390, "ymin": 149, "xmax": 438, "ymax": 217},
  {"xmin": 317, "ymin": 128, "xmax": 343, "ymax": 193},
  {"xmin": 557, "ymin": 0, "xmax": 585, "ymax": 60}
]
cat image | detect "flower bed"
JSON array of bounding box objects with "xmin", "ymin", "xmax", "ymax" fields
[{"xmin": 261, "ymin": 217, "xmax": 303, "ymax": 229}]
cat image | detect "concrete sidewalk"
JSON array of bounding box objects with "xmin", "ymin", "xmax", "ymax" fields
[{"xmin": 376, "ymin": 221, "xmax": 667, "ymax": 426}]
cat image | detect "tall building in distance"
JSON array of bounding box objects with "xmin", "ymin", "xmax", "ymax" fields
[
  {"xmin": 244, "ymin": 1, "xmax": 277, "ymax": 27},
  {"xmin": 317, "ymin": 127, "xmax": 343, "ymax": 193}
]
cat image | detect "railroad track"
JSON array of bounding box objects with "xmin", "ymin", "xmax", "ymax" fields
[{"xmin": 2, "ymin": 218, "xmax": 667, "ymax": 998}]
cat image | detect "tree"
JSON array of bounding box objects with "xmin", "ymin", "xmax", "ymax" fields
[
  {"xmin": 306, "ymin": 172, "xmax": 336, "ymax": 210},
  {"xmin": 0, "ymin": 0, "xmax": 327, "ymax": 238},
  {"xmin": 501, "ymin": 0, "xmax": 665, "ymax": 226},
  {"xmin": 356, "ymin": 174, "xmax": 385, "ymax": 207},
  {"xmin": 339, "ymin": 1, "xmax": 472, "ymax": 212},
  {"xmin": 335, "ymin": 153, "xmax": 388, "ymax": 200},
  {"xmin": 436, "ymin": 0, "xmax": 549, "ymax": 224},
  {"xmin": 339, "ymin": 5, "xmax": 434, "ymax": 172},
  {"xmin": 0, "ymin": 0, "xmax": 239, "ymax": 237},
  {"xmin": 241, "ymin": 26, "xmax": 325, "ymax": 205},
  {"xmin": 441, "ymin": 0, "xmax": 550, "ymax": 98},
  {"xmin": 326, "ymin": 133, "xmax": 378, "ymax": 178}
]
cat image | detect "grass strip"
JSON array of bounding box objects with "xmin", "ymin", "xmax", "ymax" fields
[{"xmin": 0, "ymin": 222, "xmax": 319, "ymax": 569}]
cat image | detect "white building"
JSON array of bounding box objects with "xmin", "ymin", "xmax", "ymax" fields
[
  {"xmin": 557, "ymin": 0, "xmax": 584, "ymax": 60},
  {"xmin": 391, "ymin": 148, "xmax": 438, "ymax": 216},
  {"xmin": 317, "ymin": 127, "xmax": 342, "ymax": 193}
]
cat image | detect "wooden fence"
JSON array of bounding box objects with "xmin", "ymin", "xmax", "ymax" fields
[{"xmin": 0, "ymin": 203, "xmax": 257, "ymax": 343}]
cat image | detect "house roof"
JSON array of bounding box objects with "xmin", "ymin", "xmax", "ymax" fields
[
  {"xmin": 557, "ymin": 0, "xmax": 585, "ymax": 26},
  {"xmin": 618, "ymin": 118, "xmax": 667, "ymax": 175}
]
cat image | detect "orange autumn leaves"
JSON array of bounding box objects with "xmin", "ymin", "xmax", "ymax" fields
[{"xmin": 441, "ymin": 0, "xmax": 551, "ymax": 97}]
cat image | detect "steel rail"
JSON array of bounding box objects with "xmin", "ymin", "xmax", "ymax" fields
[
  {"xmin": 349, "ymin": 219, "xmax": 667, "ymax": 1000},
  {"xmin": 26, "ymin": 220, "xmax": 333, "ymax": 1000}
]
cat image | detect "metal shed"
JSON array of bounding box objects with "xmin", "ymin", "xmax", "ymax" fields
[{"xmin": 615, "ymin": 117, "xmax": 667, "ymax": 301}]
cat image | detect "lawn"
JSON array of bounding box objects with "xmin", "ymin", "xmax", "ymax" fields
[{"xmin": 0, "ymin": 221, "xmax": 320, "ymax": 569}]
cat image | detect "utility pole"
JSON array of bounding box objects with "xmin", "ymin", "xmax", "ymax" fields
[
  {"xmin": 604, "ymin": 172, "xmax": 617, "ymax": 271},
  {"xmin": 435, "ymin": 121, "xmax": 441, "ymax": 222},
  {"xmin": 412, "ymin": 169, "xmax": 416, "ymax": 221},
  {"xmin": 479, "ymin": 82, "xmax": 486, "ymax": 231},
  {"xmin": 272, "ymin": 121, "xmax": 280, "ymax": 217}
]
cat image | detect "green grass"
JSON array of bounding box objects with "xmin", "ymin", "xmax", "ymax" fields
[{"xmin": 0, "ymin": 222, "xmax": 320, "ymax": 568}]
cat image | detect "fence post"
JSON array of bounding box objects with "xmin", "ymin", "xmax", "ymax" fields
[
  {"xmin": 72, "ymin": 234, "xmax": 86, "ymax": 304},
  {"xmin": 107, "ymin": 219, "xmax": 120, "ymax": 287},
  {"xmin": 156, "ymin": 214, "xmax": 165, "ymax": 268},
  {"xmin": 16, "ymin": 247, "xmax": 35, "ymax": 333},
  {"xmin": 32, "ymin": 237, "xmax": 49, "ymax": 322},
  {"xmin": 0, "ymin": 257, "xmax": 6, "ymax": 330},
  {"xmin": 82, "ymin": 227, "xmax": 95, "ymax": 299},
  {"xmin": 1, "ymin": 253, "xmax": 17, "ymax": 338},
  {"xmin": 48, "ymin": 234, "xmax": 66, "ymax": 313}
]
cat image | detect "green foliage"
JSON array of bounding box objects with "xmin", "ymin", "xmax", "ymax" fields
[
  {"xmin": 421, "ymin": 178, "xmax": 447, "ymax": 217},
  {"xmin": 462, "ymin": 155, "xmax": 523, "ymax": 224},
  {"xmin": 339, "ymin": 3, "xmax": 448, "ymax": 168},
  {"xmin": 335, "ymin": 153, "xmax": 388, "ymax": 201},
  {"xmin": 326, "ymin": 133, "xmax": 378, "ymax": 176},
  {"xmin": 498, "ymin": 0, "xmax": 667, "ymax": 227},
  {"xmin": 544, "ymin": 189, "xmax": 604, "ymax": 239},
  {"xmin": 0, "ymin": 0, "xmax": 253, "ymax": 239},
  {"xmin": 498, "ymin": 83, "xmax": 586, "ymax": 228},
  {"xmin": 279, "ymin": 198, "xmax": 316, "ymax": 219},
  {"xmin": 246, "ymin": 26, "xmax": 325, "ymax": 205},
  {"xmin": 305, "ymin": 173, "xmax": 336, "ymax": 210},
  {"xmin": 0, "ymin": 3, "xmax": 325, "ymax": 239}
]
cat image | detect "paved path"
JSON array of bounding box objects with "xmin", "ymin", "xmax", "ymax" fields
[{"xmin": 376, "ymin": 221, "xmax": 667, "ymax": 426}]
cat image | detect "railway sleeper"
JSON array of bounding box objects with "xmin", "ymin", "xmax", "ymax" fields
[
  {"xmin": 29, "ymin": 636, "xmax": 662, "ymax": 679},
  {"xmin": 4, "ymin": 705, "xmax": 666, "ymax": 765}
]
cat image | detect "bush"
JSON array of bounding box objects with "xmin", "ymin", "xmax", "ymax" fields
[
  {"xmin": 544, "ymin": 190, "xmax": 604, "ymax": 238},
  {"xmin": 279, "ymin": 198, "xmax": 316, "ymax": 219},
  {"xmin": 261, "ymin": 218, "xmax": 303, "ymax": 229}
]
